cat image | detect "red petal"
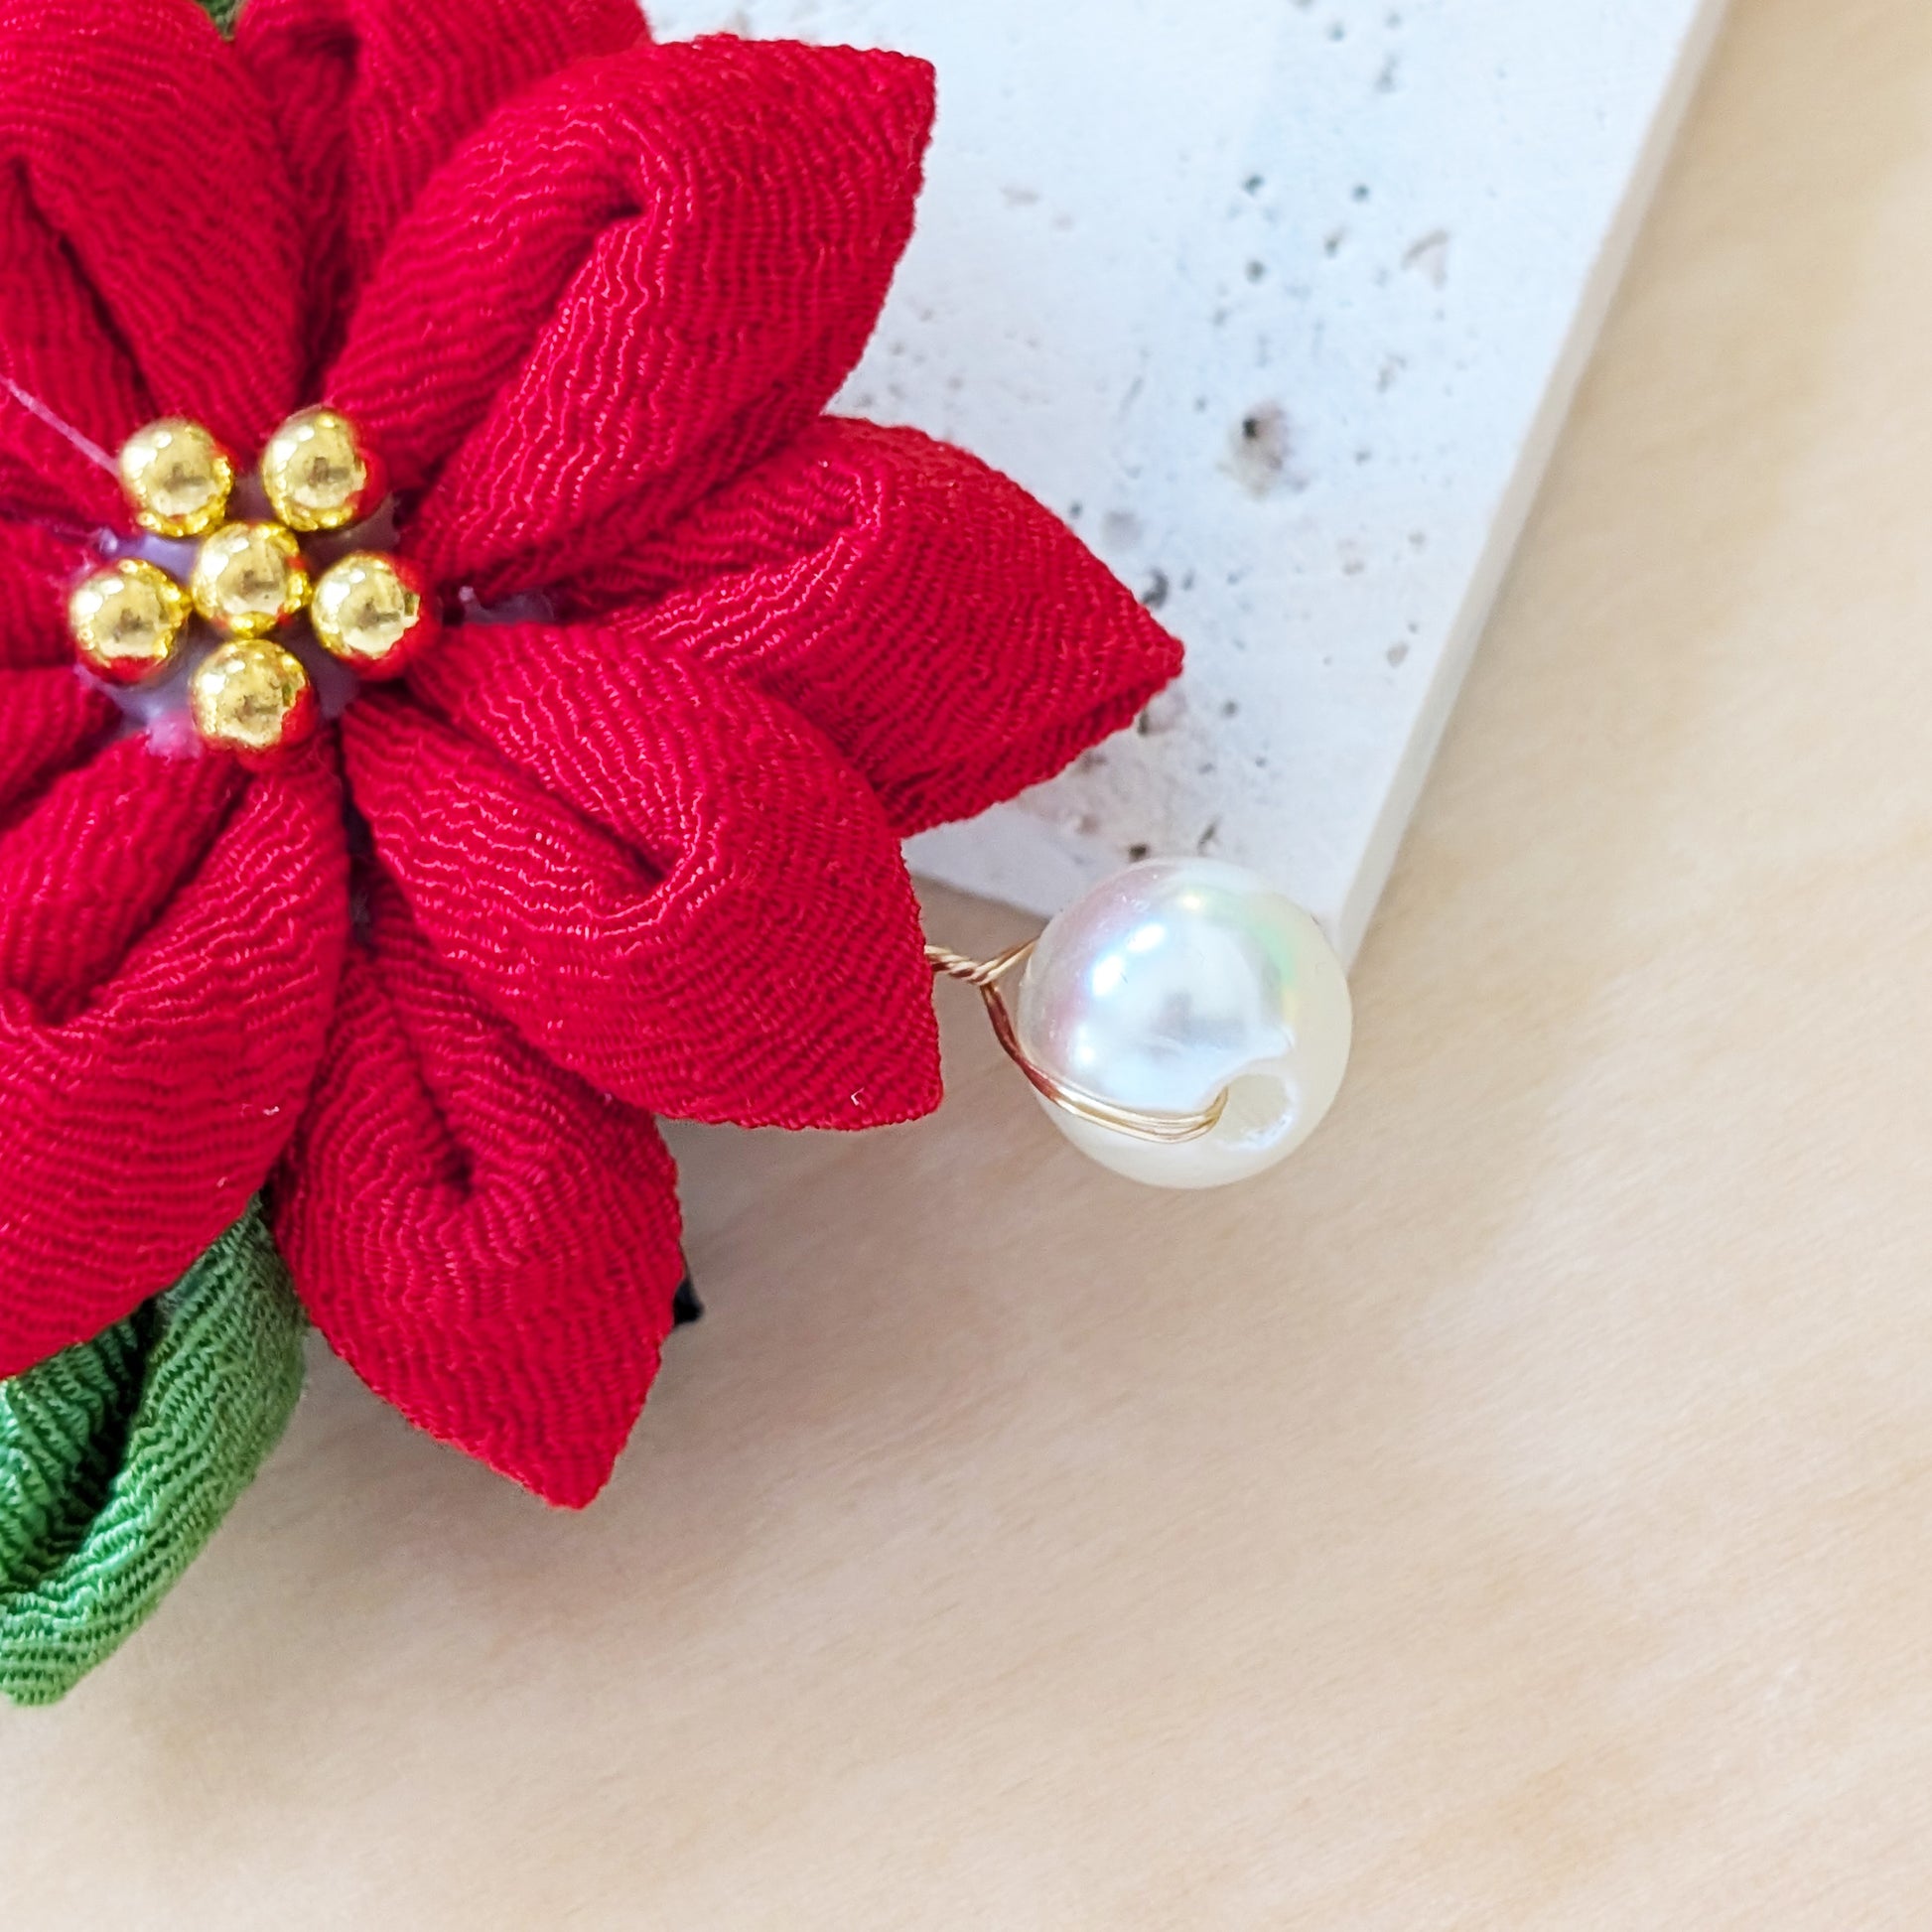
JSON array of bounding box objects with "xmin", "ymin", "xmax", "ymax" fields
[
  {"xmin": 330, "ymin": 37, "xmax": 933, "ymax": 596},
  {"xmin": 0, "ymin": 527, "xmax": 83, "ymax": 670},
  {"xmin": 0, "ymin": 0, "xmax": 304, "ymax": 478},
  {"xmin": 0, "ymin": 168, "xmax": 145, "ymax": 528},
  {"xmin": 0, "ymin": 741, "xmax": 348, "ymax": 1378},
  {"xmin": 569, "ymin": 418, "xmax": 1186, "ymax": 835},
  {"xmin": 275, "ymin": 881, "xmax": 684, "ymax": 1508},
  {"xmin": 345, "ymin": 627, "xmax": 940, "ymax": 1129},
  {"xmin": 0, "ymin": 735, "xmax": 239, "ymax": 1016},
  {"xmin": 0, "ymin": 669, "xmax": 114, "ymax": 805},
  {"xmin": 235, "ymin": 0, "xmax": 646, "ymax": 369}
]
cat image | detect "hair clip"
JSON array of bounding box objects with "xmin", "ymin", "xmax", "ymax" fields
[{"xmin": 0, "ymin": 0, "xmax": 1347, "ymax": 1705}]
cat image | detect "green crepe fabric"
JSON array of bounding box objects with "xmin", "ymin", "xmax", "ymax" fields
[{"xmin": 0, "ymin": 1204, "xmax": 306, "ymax": 1706}]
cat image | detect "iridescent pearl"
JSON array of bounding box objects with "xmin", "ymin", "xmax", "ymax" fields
[
  {"xmin": 117, "ymin": 418, "xmax": 234, "ymax": 539},
  {"xmin": 189, "ymin": 638, "xmax": 319, "ymax": 763},
  {"xmin": 68, "ymin": 558, "xmax": 190, "ymax": 684},
  {"xmin": 1014, "ymin": 858, "xmax": 1352, "ymax": 1188},
  {"xmin": 190, "ymin": 521, "xmax": 311, "ymax": 637},
  {"xmin": 309, "ymin": 552, "xmax": 437, "ymax": 677},
  {"xmin": 260, "ymin": 407, "xmax": 384, "ymax": 533}
]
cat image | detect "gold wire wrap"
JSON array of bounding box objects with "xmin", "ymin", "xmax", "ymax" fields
[{"xmin": 925, "ymin": 941, "xmax": 1229, "ymax": 1146}]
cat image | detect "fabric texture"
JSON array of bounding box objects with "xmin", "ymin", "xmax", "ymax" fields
[
  {"xmin": 0, "ymin": 1203, "xmax": 307, "ymax": 1707},
  {"xmin": 0, "ymin": 0, "xmax": 1181, "ymax": 1523}
]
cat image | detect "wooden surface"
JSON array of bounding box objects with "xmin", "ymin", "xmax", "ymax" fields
[{"xmin": 6, "ymin": 0, "xmax": 1932, "ymax": 1921}]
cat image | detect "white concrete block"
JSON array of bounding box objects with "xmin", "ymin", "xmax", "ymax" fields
[{"xmin": 647, "ymin": 0, "xmax": 1728, "ymax": 958}]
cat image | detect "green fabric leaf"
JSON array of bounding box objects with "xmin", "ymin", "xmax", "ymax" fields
[
  {"xmin": 0, "ymin": 1203, "xmax": 305, "ymax": 1706},
  {"xmin": 193, "ymin": 0, "xmax": 241, "ymax": 32}
]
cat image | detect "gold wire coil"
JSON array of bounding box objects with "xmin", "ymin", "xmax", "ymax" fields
[{"xmin": 925, "ymin": 941, "xmax": 1228, "ymax": 1147}]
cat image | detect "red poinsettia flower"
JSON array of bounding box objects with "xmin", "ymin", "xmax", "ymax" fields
[{"xmin": 0, "ymin": 0, "xmax": 1177, "ymax": 1504}]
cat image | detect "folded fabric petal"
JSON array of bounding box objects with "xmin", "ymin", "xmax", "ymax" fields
[
  {"xmin": 0, "ymin": 529, "xmax": 81, "ymax": 671},
  {"xmin": 274, "ymin": 881, "xmax": 684, "ymax": 1507},
  {"xmin": 349, "ymin": 625, "xmax": 940, "ymax": 1128},
  {"xmin": 0, "ymin": 743, "xmax": 348, "ymax": 1378},
  {"xmin": 0, "ymin": 1202, "xmax": 306, "ymax": 1707},
  {"xmin": 0, "ymin": 736, "xmax": 242, "ymax": 1016},
  {"xmin": 0, "ymin": 0, "xmax": 1188, "ymax": 1580},
  {"xmin": 331, "ymin": 36, "xmax": 933, "ymax": 595},
  {"xmin": 0, "ymin": 0, "xmax": 304, "ymax": 466},
  {"xmin": 0, "ymin": 670, "xmax": 113, "ymax": 805},
  {"xmin": 236, "ymin": 0, "xmax": 646, "ymax": 368},
  {"xmin": 0, "ymin": 168, "xmax": 147, "ymax": 528},
  {"xmin": 568, "ymin": 418, "xmax": 1185, "ymax": 835}
]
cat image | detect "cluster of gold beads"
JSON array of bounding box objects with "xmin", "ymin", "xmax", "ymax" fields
[{"xmin": 67, "ymin": 409, "xmax": 437, "ymax": 761}]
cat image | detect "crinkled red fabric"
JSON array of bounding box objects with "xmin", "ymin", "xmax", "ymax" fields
[
  {"xmin": 0, "ymin": 0, "xmax": 1182, "ymax": 1503},
  {"xmin": 569, "ymin": 418, "xmax": 1185, "ymax": 836},
  {"xmin": 352, "ymin": 626, "xmax": 940, "ymax": 1127},
  {"xmin": 0, "ymin": 670, "xmax": 112, "ymax": 805},
  {"xmin": 273, "ymin": 883, "xmax": 683, "ymax": 1507},
  {"xmin": 0, "ymin": 739, "xmax": 347, "ymax": 1378},
  {"xmin": 0, "ymin": 166, "xmax": 140, "ymax": 531},
  {"xmin": 236, "ymin": 0, "xmax": 646, "ymax": 374},
  {"xmin": 0, "ymin": 0, "xmax": 302, "ymax": 487},
  {"xmin": 333, "ymin": 36, "xmax": 933, "ymax": 596},
  {"xmin": 0, "ymin": 530, "xmax": 79, "ymax": 669}
]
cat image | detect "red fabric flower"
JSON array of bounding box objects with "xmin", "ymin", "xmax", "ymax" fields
[{"xmin": 0, "ymin": 0, "xmax": 1178, "ymax": 1503}]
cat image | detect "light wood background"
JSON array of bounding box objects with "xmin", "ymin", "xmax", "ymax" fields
[{"xmin": 6, "ymin": 0, "xmax": 1932, "ymax": 1922}]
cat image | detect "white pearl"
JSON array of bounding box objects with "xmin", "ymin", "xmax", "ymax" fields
[{"xmin": 1014, "ymin": 858, "xmax": 1352, "ymax": 1188}]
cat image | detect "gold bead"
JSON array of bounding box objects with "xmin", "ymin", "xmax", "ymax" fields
[
  {"xmin": 189, "ymin": 638, "xmax": 319, "ymax": 761},
  {"xmin": 117, "ymin": 419, "xmax": 234, "ymax": 538},
  {"xmin": 68, "ymin": 559, "xmax": 192, "ymax": 685},
  {"xmin": 310, "ymin": 552, "xmax": 438, "ymax": 678},
  {"xmin": 190, "ymin": 521, "xmax": 311, "ymax": 637},
  {"xmin": 260, "ymin": 407, "xmax": 384, "ymax": 534}
]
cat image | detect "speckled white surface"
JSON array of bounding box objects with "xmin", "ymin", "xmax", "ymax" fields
[{"xmin": 649, "ymin": 0, "xmax": 1726, "ymax": 958}]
